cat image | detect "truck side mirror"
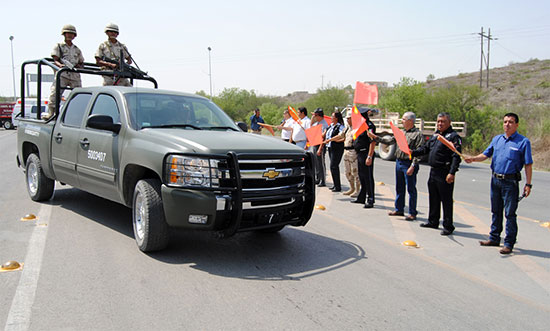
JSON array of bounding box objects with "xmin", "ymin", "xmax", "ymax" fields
[
  {"xmin": 236, "ymin": 121, "xmax": 247, "ymax": 132},
  {"xmin": 87, "ymin": 114, "xmax": 121, "ymax": 134}
]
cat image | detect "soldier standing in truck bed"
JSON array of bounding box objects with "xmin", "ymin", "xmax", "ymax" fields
[
  {"xmin": 95, "ymin": 23, "xmax": 132, "ymax": 86},
  {"xmin": 45, "ymin": 24, "xmax": 84, "ymax": 119}
]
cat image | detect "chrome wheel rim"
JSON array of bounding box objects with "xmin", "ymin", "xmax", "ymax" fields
[
  {"xmin": 27, "ymin": 162, "xmax": 38, "ymax": 196},
  {"xmin": 134, "ymin": 193, "xmax": 145, "ymax": 241}
]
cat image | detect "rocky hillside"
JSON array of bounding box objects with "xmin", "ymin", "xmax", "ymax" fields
[
  {"xmin": 426, "ymin": 59, "xmax": 550, "ymax": 170},
  {"xmin": 426, "ymin": 58, "xmax": 550, "ymax": 106}
]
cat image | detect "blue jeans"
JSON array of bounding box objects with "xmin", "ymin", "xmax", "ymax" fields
[
  {"xmin": 489, "ymin": 177, "xmax": 519, "ymax": 248},
  {"xmin": 394, "ymin": 159, "xmax": 419, "ymax": 215}
]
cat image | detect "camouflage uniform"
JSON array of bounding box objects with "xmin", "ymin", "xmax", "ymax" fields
[
  {"xmin": 95, "ymin": 40, "xmax": 132, "ymax": 86},
  {"xmin": 48, "ymin": 42, "xmax": 84, "ymax": 115},
  {"xmin": 342, "ymin": 125, "xmax": 360, "ymax": 197}
]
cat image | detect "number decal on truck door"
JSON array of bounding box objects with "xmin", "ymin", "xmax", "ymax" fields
[{"xmin": 87, "ymin": 150, "xmax": 107, "ymax": 162}]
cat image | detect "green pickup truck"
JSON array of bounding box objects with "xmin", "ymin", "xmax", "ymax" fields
[{"xmin": 16, "ymin": 59, "xmax": 315, "ymax": 252}]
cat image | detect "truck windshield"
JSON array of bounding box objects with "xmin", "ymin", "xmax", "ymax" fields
[{"xmin": 125, "ymin": 93, "xmax": 239, "ymax": 131}]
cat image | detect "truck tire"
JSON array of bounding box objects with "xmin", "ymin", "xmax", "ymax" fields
[
  {"xmin": 3, "ymin": 121, "xmax": 13, "ymax": 130},
  {"xmin": 132, "ymin": 179, "xmax": 169, "ymax": 252},
  {"xmin": 378, "ymin": 142, "xmax": 397, "ymax": 161},
  {"xmin": 26, "ymin": 154, "xmax": 55, "ymax": 201}
]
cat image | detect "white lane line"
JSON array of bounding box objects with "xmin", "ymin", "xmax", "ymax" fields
[{"xmin": 4, "ymin": 204, "xmax": 51, "ymax": 331}]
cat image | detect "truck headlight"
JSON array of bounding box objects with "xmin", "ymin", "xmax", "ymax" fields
[{"xmin": 165, "ymin": 155, "xmax": 221, "ymax": 188}]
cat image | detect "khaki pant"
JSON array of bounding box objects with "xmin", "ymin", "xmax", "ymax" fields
[
  {"xmin": 102, "ymin": 75, "xmax": 132, "ymax": 86},
  {"xmin": 344, "ymin": 149, "xmax": 359, "ymax": 186},
  {"xmin": 47, "ymin": 75, "xmax": 82, "ymax": 115}
]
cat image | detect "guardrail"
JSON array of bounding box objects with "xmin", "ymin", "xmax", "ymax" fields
[{"xmin": 370, "ymin": 114, "xmax": 467, "ymax": 137}]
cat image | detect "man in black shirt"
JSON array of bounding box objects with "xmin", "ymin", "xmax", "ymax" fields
[
  {"xmin": 352, "ymin": 108, "xmax": 378, "ymax": 208},
  {"xmin": 411, "ymin": 112, "xmax": 462, "ymax": 235}
]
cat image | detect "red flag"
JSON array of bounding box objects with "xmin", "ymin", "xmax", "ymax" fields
[
  {"xmin": 353, "ymin": 81, "xmax": 378, "ymax": 105},
  {"xmin": 305, "ymin": 124, "xmax": 323, "ymax": 146},
  {"xmin": 323, "ymin": 115, "xmax": 332, "ymax": 123},
  {"xmin": 353, "ymin": 122, "xmax": 368, "ymax": 140},
  {"xmin": 258, "ymin": 123, "xmax": 275, "ymax": 136},
  {"xmin": 436, "ymin": 134, "xmax": 465, "ymax": 159},
  {"xmin": 288, "ymin": 106, "xmax": 302, "ymax": 125},
  {"xmin": 389, "ymin": 121, "xmax": 411, "ymax": 156},
  {"xmin": 351, "ymin": 105, "xmax": 366, "ymax": 131}
]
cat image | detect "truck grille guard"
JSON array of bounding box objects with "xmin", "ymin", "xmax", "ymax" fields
[
  {"xmin": 222, "ymin": 151, "xmax": 316, "ymax": 237},
  {"xmin": 163, "ymin": 151, "xmax": 316, "ymax": 236}
]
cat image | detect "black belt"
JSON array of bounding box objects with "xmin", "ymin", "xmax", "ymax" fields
[
  {"xmin": 493, "ymin": 172, "xmax": 520, "ymax": 180},
  {"xmin": 344, "ymin": 147, "xmax": 354, "ymax": 150}
]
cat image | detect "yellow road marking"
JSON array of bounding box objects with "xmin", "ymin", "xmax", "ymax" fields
[
  {"xmin": 378, "ymin": 185, "xmax": 418, "ymax": 246},
  {"xmin": 321, "ymin": 212, "xmax": 550, "ymax": 312},
  {"xmin": 454, "ymin": 204, "xmax": 550, "ymax": 294}
]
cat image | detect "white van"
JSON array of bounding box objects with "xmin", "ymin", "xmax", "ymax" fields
[{"xmin": 11, "ymin": 98, "xmax": 50, "ymax": 128}]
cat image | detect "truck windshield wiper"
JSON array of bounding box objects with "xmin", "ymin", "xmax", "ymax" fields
[
  {"xmin": 204, "ymin": 126, "xmax": 239, "ymax": 131},
  {"xmin": 142, "ymin": 124, "xmax": 202, "ymax": 130}
]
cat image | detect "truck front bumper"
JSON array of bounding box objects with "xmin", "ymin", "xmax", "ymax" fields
[{"xmin": 160, "ymin": 151, "xmax": 316, "ymax": 236}]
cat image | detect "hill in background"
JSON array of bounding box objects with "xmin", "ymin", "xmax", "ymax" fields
[
  {"xmin": 426, "ymin": 58, "xmax": 550, "ymax": 107},
  {"xmin": 426, "ymin": 58, "xmax": 549, "ymax": 170}
]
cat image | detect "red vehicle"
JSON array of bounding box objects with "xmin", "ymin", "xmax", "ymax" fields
[{"xmin": 0, "ymin": 102, "xmax": 15, "ymax": 129}]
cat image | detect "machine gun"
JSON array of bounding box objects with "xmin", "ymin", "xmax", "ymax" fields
[
  {"xmin": 101, "ymin": 49, "xmax": 148, "ymax": 82},
  {"xmin": 60, "ymin": 58, "xmax": 75, "ymax": 70}
]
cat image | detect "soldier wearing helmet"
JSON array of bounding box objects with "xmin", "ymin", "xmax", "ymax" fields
[
  {"xmin": 95, "ymin": 23, "xmax": 133, "ymax": 86},
  {"xmin": 45, "ymin": 24, "xmax": 84, "ymax": 119}
]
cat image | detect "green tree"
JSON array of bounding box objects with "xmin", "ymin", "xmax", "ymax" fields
[
  {"xmin": 210, "ymin": 88, "xmax": 284, "ymax": 123},
  {"xmin": 302, "ymin": 86, "xmax": 351, "ymax": 115},
  {"xmin": 212, "ymin": 88, "xmax": 259, "ymax": 122},
  {"xmin": 259, "ymin": 102, "xmax": 285, "ymax": 126},
  {"xmin": 378, "ymin": 77, "xmax": 426, "ymax": 114},
  {"xmin": 419, "ymin": 83, "xmax": 484, "ymax": 121}
]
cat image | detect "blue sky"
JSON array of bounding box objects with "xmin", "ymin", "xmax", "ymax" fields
[{"xmin": 1, "ymin": 0, "xmax": 549, "ymax": 97}]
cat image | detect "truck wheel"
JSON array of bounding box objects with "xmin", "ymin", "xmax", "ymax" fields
[
  {"xmin": 378, "ymin": 143, "xmax": 396, "ymax": 161},
  {"xmin": 132, "ymin": 179, "xmax": 169, "ymax": 252},
  {"xmin": 26, "ymin": 154, "xmax": 54, "ymax": 201},
  {"xmin": 3, "ymin": 121, "xmax": 13, "ymax": 130}
]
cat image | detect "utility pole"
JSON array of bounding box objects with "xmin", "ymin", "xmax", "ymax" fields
[
  {"xmin": 478, "ymin": 27, "xmax": 496, "ymax": 88},
  {"xmin": 321, "ymin": 74, "xmax": 324, "ymax": 89},
  {"xmin": 479, "ymin": 27, "xmax": 484, "ymax": 88},
  {"xmin": 487, "ymin": 28, "xmax": 491, "ymax": 88},
  {"xmin": 207, "ymin": 47, "xmax": 212, "ymax": 100},
  {"xmin": 9, "ymin": 36, "xmax": 17, "ymax": 101}
]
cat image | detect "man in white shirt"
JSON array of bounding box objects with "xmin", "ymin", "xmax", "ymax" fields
[
  {"xmin": 311, "ymin": 108, "xmax": 329, "ymax": 186},
  {"xmin": 289, "ymin": 107, "xmax": 310, "ymax": 148},
  {"xmin": 278, "ymin": 110, "xmax": 294, "ymax": 142}
]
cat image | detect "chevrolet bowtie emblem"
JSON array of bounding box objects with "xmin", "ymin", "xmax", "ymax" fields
[{"xmin": 262, "ymin": 169, "xmax": 280, "ymax": 180}]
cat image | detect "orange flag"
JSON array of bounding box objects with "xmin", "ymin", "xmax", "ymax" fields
[
  {"xmin": 353, "ymin": 122, "xmax": 368, "ymax": 140},
  {"xmin": 353, "ymin": 81, "xmax": 378, "ymax": 105},
  {"xmin": 351, "ymin": 105, "xmax": 365, "ymax": 130},
  {"xmin": 389, "ymin": 121, "xmax": 411, "ymax": 158},
  {"xmin": 288, "ymin": 106, "xmax": 302, "ymax": 125},
  {"xmin": 305, "ymin": 124, "xmax": 323, "ymax": 146},
  {"xmin": 350, "ymin": 105, "xmax": 367, "ymax": 139},
  {"xmin": 323, "ymin": 115, "xmax": 332, "ymax": 123},
  {"xmin": 436, "ymin": 134, "xmax": 465, "ymax": 159},
  {"xmin": 258, "ymin": 123, "xmax": 275, "ymax": 136}
]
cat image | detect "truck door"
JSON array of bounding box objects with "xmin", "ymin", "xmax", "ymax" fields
[
  {"xmin": 51, "ymin": 93, "xmax": 92, "ymax": 187},
  {"xmin": 76, "ymin": 94, "xmax": 121, "ymax": 202}
]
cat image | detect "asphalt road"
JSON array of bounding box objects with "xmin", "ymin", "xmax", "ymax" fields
[{"xmin": 1, "ymin": 128, "xmax": 549, "ymax": 330}]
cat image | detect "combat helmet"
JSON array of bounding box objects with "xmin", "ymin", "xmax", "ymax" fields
[
  {"xmin": 61, "ymin": 24, "xmax": 77, "ymax": 36},
  {"xmin": 105, "ymin": 23, "xmax": 119, "ymax": 34}
]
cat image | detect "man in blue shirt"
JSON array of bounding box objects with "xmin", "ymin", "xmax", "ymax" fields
[
  {"xmin": 465, "ymin": 113, "xmax": 533, "ymax": 254},
  {"xmin": 249, "ymin": 108, "xmax": 265, "ymax": 134}
]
